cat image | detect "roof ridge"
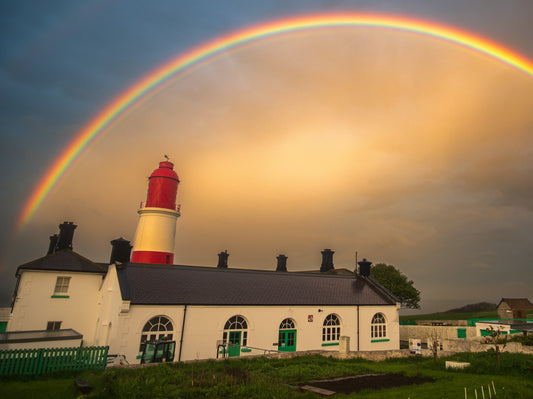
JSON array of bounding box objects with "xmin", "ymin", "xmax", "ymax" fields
[{"xmin": 123, "ymin": 262, "xmax": 359, "ymax": 279}]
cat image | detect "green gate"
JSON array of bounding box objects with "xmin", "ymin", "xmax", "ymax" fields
[{"xmin": 0, "ymin": 345, "xmax": 108, "ymax": 376}]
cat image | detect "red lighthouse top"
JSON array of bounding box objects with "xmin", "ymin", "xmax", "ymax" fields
[{"xmin": 145, "ymin": 161, "xmax": 180, "ymax": 210}]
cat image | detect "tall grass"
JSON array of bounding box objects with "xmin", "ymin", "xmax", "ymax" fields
[{"xmin": 1, "ymin": 352, "xmax": 532, "ymax": 398}]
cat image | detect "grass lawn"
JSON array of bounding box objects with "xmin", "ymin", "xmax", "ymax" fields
[{"xmin": 1, "ymin": 352, "xmax": 532, "ymax": 398}]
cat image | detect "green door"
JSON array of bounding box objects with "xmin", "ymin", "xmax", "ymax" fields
[
  {"xmin": 278, "ymin": 330, "xmax": 296, "ymax": 352},
  {"xmin": 228, "ymin": 331, "xmax": 241, "ymax": 357}
]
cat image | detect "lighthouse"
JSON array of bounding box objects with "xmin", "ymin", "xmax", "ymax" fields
[{"xmin": 131, "ymin": 159, "xmax": 180, "ymax": 264}]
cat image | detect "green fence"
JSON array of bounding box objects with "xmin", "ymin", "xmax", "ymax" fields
[{"xmin": 0, "ymin": 345, "xmax": 108, "ymax": 376}]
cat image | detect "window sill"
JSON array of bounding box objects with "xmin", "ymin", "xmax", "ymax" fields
[
  {"xmin": 371, "ymin": 338, "xmax": 390, "ymax": 343},
  {"xmin": 51, "ymin": 295, "xmax": 70, "ymax": 298},
  {"xmin": 321, "ymin": 342, "xmax": 339, "ymax": 347}
]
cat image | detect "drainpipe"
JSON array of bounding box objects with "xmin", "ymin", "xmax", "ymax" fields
[
  {"xmin": 178, "ymin": 305, "xmax": 188, "ymax": 361},
  {"xmin": 357, "ymin": 305, "xmax": 360, "ymax": 351}
]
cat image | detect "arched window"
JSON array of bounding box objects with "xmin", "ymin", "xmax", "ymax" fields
[
  {"xmin": 223, "ymin": 315, "xmax": 248, "ymax": 346},
  {"xmin": 322, "ymin": 314, "xmax": 341, "ymax": 343},
  {"xmin": 222, "ymin": 315, "xmax": 248, "ymax": 357},
  {"xmin": 371, "ymin": 313, "xmax": 387, "ymax": 339},
  {"xmin": 279, "ymin": 318, "xmax": 295, "ymax": 330},
  {"xmin": 139, "ymin": 316, "xmax": 174, "ymax": 352}
]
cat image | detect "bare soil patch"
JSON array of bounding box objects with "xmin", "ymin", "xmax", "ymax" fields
[{"xmin": 304, "ymin": 373, "xmax": 435, "ymax": 394}]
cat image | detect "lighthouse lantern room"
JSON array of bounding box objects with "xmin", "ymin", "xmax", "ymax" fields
[{"xmin": 131, "ymin": 160, "xmax": 180, "ymax": 264}]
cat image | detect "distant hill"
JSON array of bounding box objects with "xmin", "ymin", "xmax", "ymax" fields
[{"xmin": 444, "ymin": 302, "xmax": 497, "ymax": 313}]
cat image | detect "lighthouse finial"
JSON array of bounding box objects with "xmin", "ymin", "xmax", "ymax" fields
[{"xmin": 164, "ymin": 154, "xmax": 169, "ymax": 161}]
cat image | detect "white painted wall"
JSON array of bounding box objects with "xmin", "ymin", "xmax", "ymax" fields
[
  {"xmin": 358, "ymin": 305, "xmax": 400, "ymax": 351},
  {"xmin": 93, "ymin": 264, "xmax": 129, "ymax": 348},
  {"xmin": 9, "ymin": 270, "xmax": 103, "ymax": 346},
  {"xmin": 114, "ymin": 303, "xmax": 399, "ymax": 363},
  {"xmin": 8, "ymin": 267, "xmax": 400, "ymax": 363}
]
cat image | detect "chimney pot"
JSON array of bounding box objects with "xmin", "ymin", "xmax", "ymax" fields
[
  {"xmin": 358, "ymin": 258, "xmax": 372, "ymax": 277},
  {"xmin": 217, "ymin": 251, "xmax": 229, "ymax": 268},
  {"xmin": 56, "ymin": 221, "xmax": 77, "ymax": 251},
  {"xmin": 276, "ymin": 254, "xmax": 288, "ymax": 272},
  {"xmin": 110, "ymin": 238, "xmax": 132, "ymax": 264},
  {"xmin": 47, "ymin": 234, "xmax": 59, "ymax": 255},
  {"xmin": 320, "ymin": 249, "xmax": 335, "ymax": 272}
]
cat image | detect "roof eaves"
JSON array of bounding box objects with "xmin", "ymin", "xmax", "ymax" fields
[{"xmin": 127, "ymin": 301, "xmax": 399, "ymax": 307}]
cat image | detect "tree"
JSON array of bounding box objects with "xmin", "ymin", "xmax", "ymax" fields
[
  {"xmin": 427, "ymin": 328, "xmax": 442, "ymax": 364},
  {"xmin": 484, "ymin": 326, "xmax": 507, "ymax": 368},
  {"xmin": 369, "ymin": 263, "xmax": 421, "ymax": 309}
]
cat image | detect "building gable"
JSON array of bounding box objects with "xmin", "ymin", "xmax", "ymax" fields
[{"xmin": 16, "ymin": 250, "xmax": 107, "ymax": 276}]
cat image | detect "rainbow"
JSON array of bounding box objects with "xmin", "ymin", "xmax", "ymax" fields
[{"xmin": 17, "ymin": 13, "xmax": 533, "ymax": 230}]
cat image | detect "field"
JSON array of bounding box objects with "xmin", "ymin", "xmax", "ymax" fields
[{"xmin": 1, "ymin": 352, "xmax": 533, "ymax": 398}]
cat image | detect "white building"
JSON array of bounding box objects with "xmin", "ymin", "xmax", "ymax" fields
[
  {"xmin": 6, "ymin": 161, "xmax": 400, "ymax": 363},
  {"xmin": 7, "ymin": 239, "xmax": 400, "ymax": 363}
]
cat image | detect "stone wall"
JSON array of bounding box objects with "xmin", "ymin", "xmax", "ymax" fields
[
  {"xmin": 400, "ymin": 325, "xmax": 477, "ymax": 343},
  {"xmin": 443, "ymin": 338, "xmax": 533, "ymax": 355}
]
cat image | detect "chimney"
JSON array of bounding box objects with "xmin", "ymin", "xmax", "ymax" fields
[
  {"xmin": 276, "ymin": 254, "xmax": 288, "ymax": 272},
  {"xmin": 47, "ymin": 234, "xmax": 59, "ymax": 255},
  {"xmin": 56, "ymin": 221, "xmax": 77, "ymax": 251},
  {"xmin": 110, "ymin": 238, "xmax": 132, "ymax": 264},
  {"xmin": 217, "ymin": 250, "xmax": 229, "ymax": 268},
  {"xmin": 358, "ymin": 258, "xmax": 372, "ymax": 277},
  {"xmin": 320, "ymin": 249, "xmax": 335, "ymax": 272}
]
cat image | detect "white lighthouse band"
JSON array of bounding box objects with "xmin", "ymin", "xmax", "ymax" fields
[{"xmin": 131, "ymin": 206, "xmax": 180, "ymax": 264}]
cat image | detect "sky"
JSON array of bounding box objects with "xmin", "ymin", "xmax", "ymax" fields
[{"xmin": 1, "ymin": 0, "xmax": 533, "ymax": 312}]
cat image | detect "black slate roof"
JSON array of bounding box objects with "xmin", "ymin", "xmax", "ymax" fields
[
  {"xmin": 17, "ymin": 250, "xmax": 107, "ymax": 275},
  {"xmin": 117, "ymin": 263, "xmax": 398, "ymax": 306}
]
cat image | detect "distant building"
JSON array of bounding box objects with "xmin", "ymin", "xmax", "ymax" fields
[
  {"xmin": 0, "ymin": 308, "xmax": 10, "ymax": 332},
  {"xmin": 497, "ymin": 298, "xmax": 533, "ymax": 320},
  {"xmin": 6, "ymin": 160, "xmax": 401, "ymax": 363}
]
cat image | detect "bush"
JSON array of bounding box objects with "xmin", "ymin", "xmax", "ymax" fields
[{"xmin": 509, "ymin": 334, "xmax": 533, "ymax": 346}]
